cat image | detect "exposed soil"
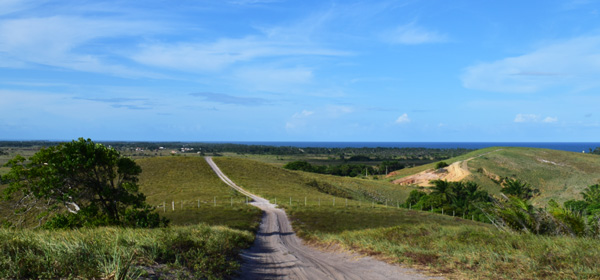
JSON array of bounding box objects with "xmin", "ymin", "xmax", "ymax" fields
[{"xmin": 392, "ymin": 149, "xmax": 503, "ymax": 187}]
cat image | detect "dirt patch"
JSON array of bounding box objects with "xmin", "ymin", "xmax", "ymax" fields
[
  {"xmin": 393, "ymin": 161, "xmax": 471, "ymax": 186},
  {"xmin": 392, "ymin": 149, "xmax": 503, "ymax": 187}
]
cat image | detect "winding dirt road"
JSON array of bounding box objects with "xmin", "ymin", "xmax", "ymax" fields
[{"xmin": 205, "ymin": 157, "xmax": 441, "ymax": 280}]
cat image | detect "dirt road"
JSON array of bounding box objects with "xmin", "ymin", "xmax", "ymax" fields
[{"xmin": 205, "ymin": 157, "xmax": 441, "ymax": 280}]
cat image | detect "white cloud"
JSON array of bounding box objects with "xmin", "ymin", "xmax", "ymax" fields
[
  {"xmin": 514, "ymin": 114, "xmax": 558, "ymax": 123},
  {"xmin": 382, "ymin": 22, "xmax": 447, "ymax": 45},
  {"xmin": 514, "ymin": 114, "xmax": 540, "ymax": 123},
  {"xmin": 395, "ymin": 113, "xmax": 410, "ymax": 124},
  {"xmin": 462, "ymin": 36, "xmax": 600, "ymax": 93},
  {"xmin": 285, "ymin": 110, "xmax": 314, "ymax": 130},
  {"xmin": 132, "ymin": 37, "xmax": 346, "ymax": 72},
  {"xmin": 0, "ymin": 16, "xmax": 163, "ymax": 77},
  {"xmin": 294, "ymin": 110, "xmax": 314, "ymax": 118}
]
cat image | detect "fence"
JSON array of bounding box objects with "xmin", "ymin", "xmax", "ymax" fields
[{"xmin": 156, "ymin": 196, "xmax": 482, "ymax": 221}]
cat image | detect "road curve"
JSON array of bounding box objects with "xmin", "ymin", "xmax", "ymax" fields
[{"xmin": 205, "ymin": 157, "xmax": 441, "ymax": 280}]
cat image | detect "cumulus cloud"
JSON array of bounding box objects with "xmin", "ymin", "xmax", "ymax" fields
[
  {"xmin": 462, "ymin": 36, "xmax": 600, "ymax": 93},
  {"xmin": 543, "ymin": 116, "xmax": 558, "ymax": 123},
  {"xmin": 395, "ymin": 113, "xmax": 410, "ymax": 124},
  {"xmin": 382, "ymin": 22, "xmax": 447, "ymax": 45}
]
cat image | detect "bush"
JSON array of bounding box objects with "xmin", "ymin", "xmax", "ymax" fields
[{"xmin": 435, "ymin": 161, "xmax": 449, "ymax": 169}]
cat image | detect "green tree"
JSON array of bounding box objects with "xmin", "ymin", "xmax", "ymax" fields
[
  {"xmin": 500, "ymin": 178, "xmax": 539, "ymax": 200},
  {"xmin": 1, "ymin": 138, "xmax": 167, "ymax": 228}
]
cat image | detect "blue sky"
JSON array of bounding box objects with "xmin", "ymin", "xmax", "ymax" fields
[{"xmin": 1, "ymin": 0, "xmax": 600, "ymax": 142}]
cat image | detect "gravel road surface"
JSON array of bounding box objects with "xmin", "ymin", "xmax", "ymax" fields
[{"xmin": 205, "ymin": 157, "xmax": 442, "ymax": 280}]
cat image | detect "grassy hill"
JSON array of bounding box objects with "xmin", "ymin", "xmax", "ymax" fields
[
  {"xmin": 387, "ymin": 147, "xmax": 600, "ymax": 205},
  {"xmin": 214, "ymin": 156, "xmax": 600, "ymax": 279},
  {"xmin": 136, "ymin": 156, "xmax": 262, "ymax": 230},
  {"xmin": 212, "ymin": 157, "xmax": 414, "ymax": 206}
]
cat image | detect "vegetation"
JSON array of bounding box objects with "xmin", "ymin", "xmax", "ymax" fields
[
  {"xmin": 1, "ymin": 138, "xmax": 167, "ymax": 229},
  {"xmin": 136, "ymin": 156, "xmax": 262, "ymax": 230},
  {"xmin": 292, "ymin": 214, "xmax": 600, "ymax": 280},
  {"xmin": 0, "ymin": 224, "xmax": 254, "ymax": 279},
  {"xmin": 389, "ymin": 147, "xmax": 600, "ymax": 206},
  {"xmin": 434, "ymin": 161, "xmax": 448, "ymax": 169},
  {"xmin": 405, "ymin": 180, "xmax": 492, "ymax": 222},
  {"xmin": 283, "ymin": 160, "xmax": 376, "ymax": 177},
  {"xmin": 213, "ymin": 157, "xmax": 413, "ymax": 205}
]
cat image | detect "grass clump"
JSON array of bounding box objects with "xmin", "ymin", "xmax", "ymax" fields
[{"xmin": 0, "ymin": 224, "xmax": 254, "ymax": 279}]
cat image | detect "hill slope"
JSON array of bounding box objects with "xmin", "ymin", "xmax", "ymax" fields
[{"xmin": 388, "ymin": 147, "xmax": 600, "ymax": 205}]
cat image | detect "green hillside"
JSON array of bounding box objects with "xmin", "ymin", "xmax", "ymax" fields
[
  {"xmin": 212, "ymin": 157, "xmax": 414, "ymax": 205},
  {"xmin": 388, "ymin": 147, "xmax": 600, "ymax": 205},
  {"xmin": 136, "ymin": 156, "xmax": 262, "ymax": 229}
]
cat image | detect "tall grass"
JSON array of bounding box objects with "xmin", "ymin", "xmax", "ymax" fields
[
  {"xmin": 0, "ymin": 224, "xmax": 254, "ymax": 279},
  {"xmin": 288, "ymin": 206, "xmax": 600, "ymax": 279}
]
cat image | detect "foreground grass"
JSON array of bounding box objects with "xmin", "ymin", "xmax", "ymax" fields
[
  {"xmin": 288, "ymin": 206, "xmax": 600, "ymax": 279},
  {"xmin": 0, "ymin": 224, "xmax": 254, "ymax": 279}
]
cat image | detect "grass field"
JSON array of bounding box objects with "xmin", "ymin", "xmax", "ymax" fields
[
  {"xmin": 136, "ymin": 156, "xmax": 262, "ymax": 230},
  {"xmin": 213, "ymin": 157, "xmax": 414, "ymax": 206}
]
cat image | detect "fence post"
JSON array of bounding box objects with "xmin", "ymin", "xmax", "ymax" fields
[
  {"xmin": 333, "ymin": 197, "xmax": 335, "ymax": 206},
  {"xmin": 345, "ymin": 198, "xmax": 348, "ymax": 207},
  {"xmin": 274, "ymin": 197, "xmax": 277, "ymax": 205},
  {"xmin": 231, "ymin": 197, "xmax": 233, "ymax": 207},
  {"xmin": 214, "ymin": 197, "xmax": 216, "ymax": 207},
  {"xmin": 172, "ymin": 201, "xmax": 174, "ymax": 211},
  {"xmin": 163, "ymin": 201, "xmax": 165, "ymax": 213}
]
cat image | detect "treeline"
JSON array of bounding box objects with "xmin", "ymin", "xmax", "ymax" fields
[
  {"xmin": 0, "ymin": 141, "xmax": 472, "ymax": 159},
  {"xmin": 405, "ymin": 178, "xmax": 600, "ymax": 237},
  {"xmin": 284, "ymin": 161, "xmax": 376, "ymax": 177},
  {"xmin": 284, "ymin": 160, "xmax": 409, "ymax": 177}
]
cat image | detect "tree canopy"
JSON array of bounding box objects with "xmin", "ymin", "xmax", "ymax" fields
[{"xmin": 1, "ymin": 138, "xmax": 167, "ymax": 228}]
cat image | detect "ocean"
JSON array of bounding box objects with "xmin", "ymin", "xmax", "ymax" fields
[{"xmin": 221, "ymin": 142, "xmax": 600, "ymax": 153}]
